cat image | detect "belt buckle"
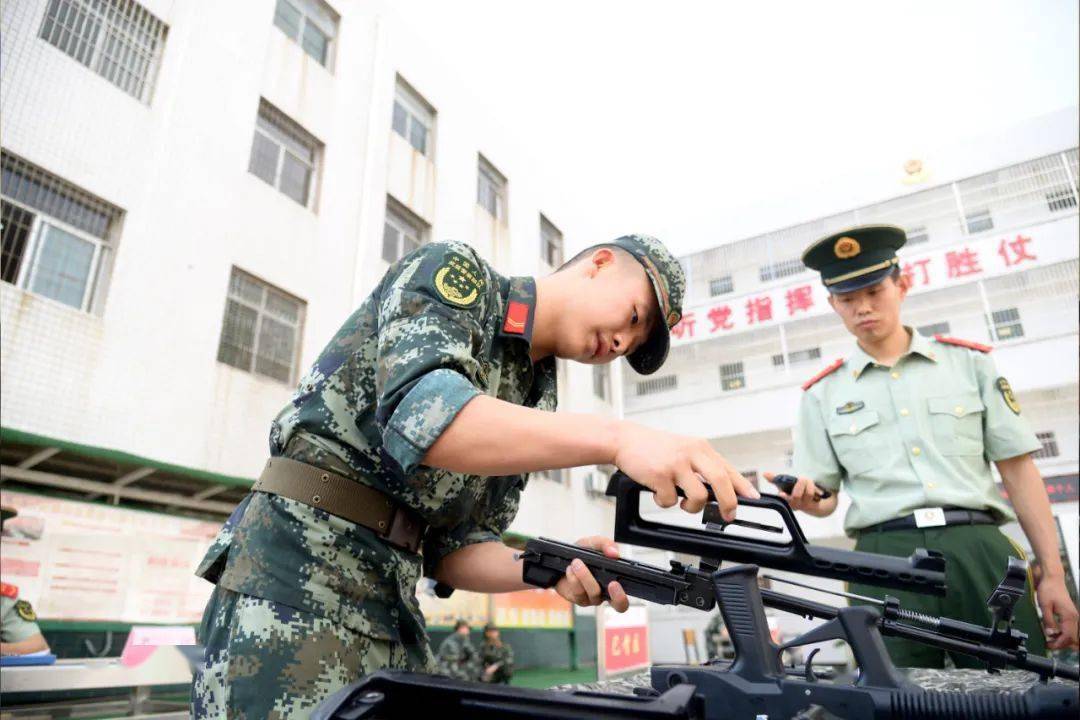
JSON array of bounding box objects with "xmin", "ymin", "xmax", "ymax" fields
[
  {"xmin": 913, "ymin": 507, "xmax": 946, "ymax": 528},
  {"xmin": 386, "ymin": 507, "xmax": 423, "ymax": 554}
]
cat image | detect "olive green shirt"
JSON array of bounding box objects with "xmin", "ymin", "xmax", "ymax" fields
[
  {"xmin": 1, "ymin": 593, "xmax": 42, "ymax": 643},
  {"xmin": 793, "ymin": 329, "xmax": 1041, "ymax": 535}
]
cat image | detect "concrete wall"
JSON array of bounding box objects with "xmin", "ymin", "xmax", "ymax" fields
[{"xmin": 0, "ymin": 0, "xmax": 618, "ymax": 539}]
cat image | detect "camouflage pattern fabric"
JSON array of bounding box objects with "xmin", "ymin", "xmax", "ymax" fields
[
  {"xmin": 191, "ymin": 586, "xmax": 421, "ymax": 719},
  {"xmin": 435, "ymin": 631, "xmax": 481, "ymax": 681},
  {"xmin": 193, "ymin": 242, "xmax": 557, "ymax": 713},
  {"xmin": 0, "ymin": 591, "xmax": 42, "ymax": 643},
  {"xmin": 480, "ymin": 638, "xmax": 514, "ymax": 683}
]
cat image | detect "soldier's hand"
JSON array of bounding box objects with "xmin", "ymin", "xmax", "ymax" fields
[
  {"xmin": 614, "ymin": 421, "xmax": 759, "ymax": 521},
  {"xmin": 555, "ymin": 536, "xmax": 630, "ymax": 612},
  {"xmin": 765, "ymin": 472, "xmax": 821, "ymax": 511},
  {"xmin": 1036, "ymin": 573, "xmax": 1080, "ymax": 650}
]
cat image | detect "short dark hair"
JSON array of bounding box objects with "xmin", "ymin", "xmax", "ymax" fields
[{"xmin": 454, "ymin": 619, "xmax": 470, "ymax": 631}]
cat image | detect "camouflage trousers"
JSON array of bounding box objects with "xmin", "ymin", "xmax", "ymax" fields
[{"xmin": 191, "ymin": 586, "xmax": 434, "ymax": 719}]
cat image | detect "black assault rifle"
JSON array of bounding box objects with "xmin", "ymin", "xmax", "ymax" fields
[{"xmin": 316, "ymin": 563, "xmax": 1078, "ymax": 719}]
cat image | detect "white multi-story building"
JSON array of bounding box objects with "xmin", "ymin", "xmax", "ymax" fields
[
  {"xmin": 627, "ymin": 112, "xmax": 1079, "ymax": 662},
  {"xmin": 0, "ymin": 0, "xmax": 621, "ymax": 563}
]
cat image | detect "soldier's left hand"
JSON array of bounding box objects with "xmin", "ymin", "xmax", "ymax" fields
[
  {"xmin": 555, "ymin": 536, "xmax": 630, "ymax": 612},
  {"xmin": 1036, "ymin": 573, "xmax": 1080, "ymax": 650}
]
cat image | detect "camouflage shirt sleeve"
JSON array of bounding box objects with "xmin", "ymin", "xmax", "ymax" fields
[
  {"xmin": 375, "ymin": 242, "xmax": 490, "ymax": 477},
  {"xmin": 422, "ymin": 475, "xmax": 524, "ymax": 578}
]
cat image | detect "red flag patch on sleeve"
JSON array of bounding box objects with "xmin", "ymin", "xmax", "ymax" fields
[
  {"xmin": 503, "ymin": 300, "xmax": 529, "ymax": 335},
  {"xmin": 0, "ymin": 582, "xmax": 18, "ymax": 599}
]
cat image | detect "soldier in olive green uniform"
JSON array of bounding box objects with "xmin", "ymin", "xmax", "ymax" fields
[
  {"xmin": 192, "ymin": 236, "xmax": 757, "ymax": 717},
  {"xmin": 479, "ymin": 623, "xmax": 513, "ymax": 684},
  {"xmin": 1, "ymin": 508, "xmax": 50, "ymax": 658},
  {"xmin": 780, "ymin": 225, "xmax": 1078, "ymax": 668},
  {"xmin": 436, "ymin": 620, "xmax": 481, "ymax": 681}
]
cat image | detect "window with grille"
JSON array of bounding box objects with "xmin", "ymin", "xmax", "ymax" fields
[
  {"xmin": 39, "ymin": 0, "xmax": 167, "ymax": 103},
  {"xmin": 1, "ymin": 151, "xmax": 121, "ymax": 312},
  {"xmin": 273, "ymin": 0, "xmax": 337, "ymax": 68},
  {"xmin": 249, "ymin": 100, "xmax": 322, "ymax": 208},
  {"xmin": 720, "ymin": 362, "xmax": 745, "ymax": 391},
  {"xmin": 771, "ymin": 347, "xmax": 821, "ymax": 367},
  {"xmin": 965, "ymin": 209, "xmax": 994, "ymax": 234},
  {"xmin": 905, "ymin": 226, "xmax": 929, "ymax": 245},
  {"xmin": 540, "ymin": 215, "xmax": 563, "ymax": 268},
  {"xmin": 1046, "ymin": 187, "xmax": 1078, "ymax": 213},
  {"xmin": 917, "ymin": 321, "xmax": 950, "ymax": 337},
  {"xmin": 636, "ymin": 375, "xmax": 677, "ymax": 396},
  {"xmin": 593, "ymin": 363, "xmax": 610, "ymax": 401},
  {"xmin": 759, "ymin": 257, "xmax": 804, "ymax": 282},
  {"xmin": 217, "ymin": 269, "xmax": 305, "ymax": 384},
  {"xmin": 477, "ymin": 155, "xmax": 507, "ymax": 221},
  {"xmin": 991, "ymin": 307, "xmax": 1024, "ymax": 340},
  {"xmin": 382, "ymin": 199, "xmax": 427, "ymax": 264},
  {"xmin": 392, "ymin": 78, "xmax": 435, "ymax": 156},
  {"xmin": 709, "ymin": 275, "xmax": 733, "ymax": 296},
  {"xmin": 1032, "ymin": 431, "xmax": 1059, "ymax": 459}
]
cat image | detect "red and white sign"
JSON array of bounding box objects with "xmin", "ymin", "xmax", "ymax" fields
[
  {"xmin": 671, "ymin": 220, "xmax": 1078, "ymax": 347},
  {"xmin": 0, "ymin": 490, "xmax": 220, "ymax": 624},
  {"xmin": 598, "ymin": 605, "xmax": 650, "ymax": 677}
]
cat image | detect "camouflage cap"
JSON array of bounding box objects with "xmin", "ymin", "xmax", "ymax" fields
[
  {"xmin": 587, "ymin": 234, "xmax": 685, "ymax": 375},
  {"xmin": 802, "ymin": 225, "xmax": 907, "ymax": 294}
]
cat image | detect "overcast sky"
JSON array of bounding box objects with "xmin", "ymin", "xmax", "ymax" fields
[{"xmin": 390, "ymin": 1, "xmax": 1079, "ymax": 256}]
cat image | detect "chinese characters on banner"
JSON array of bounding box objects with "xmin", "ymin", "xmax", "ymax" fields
[
  {"xmin": 0, "ymin": 490, "xmax": 221, "ymax": 623},
  {"xmin": 598, "ymin": 605, "xmax": 650, "ymax": 678},
  {"xmin": 670, "ymin": 228, "xmax": 1070, "ymax": 348}
]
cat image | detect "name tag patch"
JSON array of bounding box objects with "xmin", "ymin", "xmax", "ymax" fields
[{"xmin": 913, "ymin": 507, "xmax": 947, "ymax": 528}]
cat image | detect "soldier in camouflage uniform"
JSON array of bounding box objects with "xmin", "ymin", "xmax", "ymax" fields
[
  {"xmin": 479, "ymin": 623, "xmax": 514, "ymax": 684},
  {"xmin": 703, "ymin": 612, "xmax": 728, "ymax": 661},
  {"xmin": 435, "ymin": 619, "xmax": 480, "ymax": 680},
  {"xmin": 192, "ymin": 236, "xmax": 758, "ymax": 718}
]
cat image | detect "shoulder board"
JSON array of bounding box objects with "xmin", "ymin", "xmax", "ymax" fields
[
  {"xmin": 0, "ymin": 582, "xmax": 18, "ymax": 598},
  {"xmin": 802, "ymin": 358, "xmax": 845, "ymax": 391},
  {"xmin": 934, "ymin": 335, "xmax": 992, "ymax": 353}
]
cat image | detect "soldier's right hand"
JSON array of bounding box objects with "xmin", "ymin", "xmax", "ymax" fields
[
  {"xmin": 613, "ymin": 420, "xmax": 759, "ymax": 522},
  {"xmin": 765, "ymin": 472, "xmax": 821, "ymax": 512}
]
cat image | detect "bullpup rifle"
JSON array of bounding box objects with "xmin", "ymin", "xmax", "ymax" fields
[{"xmin": 316, "ymin": 563, "xmax": 1078, "ymax": 719}]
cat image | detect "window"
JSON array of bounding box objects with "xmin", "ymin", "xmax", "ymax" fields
[
  {"xmin": 534, "ymin": 468, "xmax": 565, "ymax": 484},
  {"xmin": 540, "ymin": 215, "xmax": 563, "ymax": 268},
  {"xmin": 771, "ymin": 347, "xmax": 821, "ymax": 367},
  {"xmin": 1046, "ymin": 187, "xmax": 1077, "ymax": 213},
  {"xmin": 584, "ymin": 468, "xmax": 613, "ymax": 498},
  {"xmin": 273, "ymin": 0, "xmax": 337, "ymax": 68},
  {"xmin": 636, "ymin": 375, "xmax": 677, "ymax": 396},
  {"xmin": 1, "ymin": 151, "xmax": 121, "ymax": 312},
  {"xmin": 905, "ymin": 226, "xmax": 929, "ymax": 245},
  {"xmin": 217, "ymin": 268, "xmax": 305, "ymax": 384},
  {"xmin": 759, "ymin": 257, "xmax": 804, "ymax": 282},
  {"xmin": 249, "ymin": 100, "xmax": 322, "ymax": 208},
  {"xmin": 709, "ymin": 275, "xmax": 734, "ymax": 296},
  {"xmin": 39, "ymin": 0, "xmax": 167, "ymax": 102},
  {"xmin": 392, "ymin": 78, "xmax": 435, "ymax": 156},
  {"xmin": 477, "ymin": 156, "xmax": 507, "ymax": 221},
  {"xmin": 917, "ymin": 321, "xmax": 950, "ymax": 337},
  {"xmin": 1032, "ymin": 432, "xmax": 1060, "ymax": 459},
  {"xmin": 593, "ymin": 363, "xmax": 610, "ymax": 401},
  {"xmin": 720, "ymin": 362, "xmax": 745, "ymax": 391},
  {"xmin": 382, "ymin": 199, "xmax": 428, "ymax": 264},
  {"xmin": 965, "ymin": 209, "xmax": 993, "ymax": 234},
  {"xmin": 991, "ymin": 307, "xmax": 1023, "ymax": 340}
]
